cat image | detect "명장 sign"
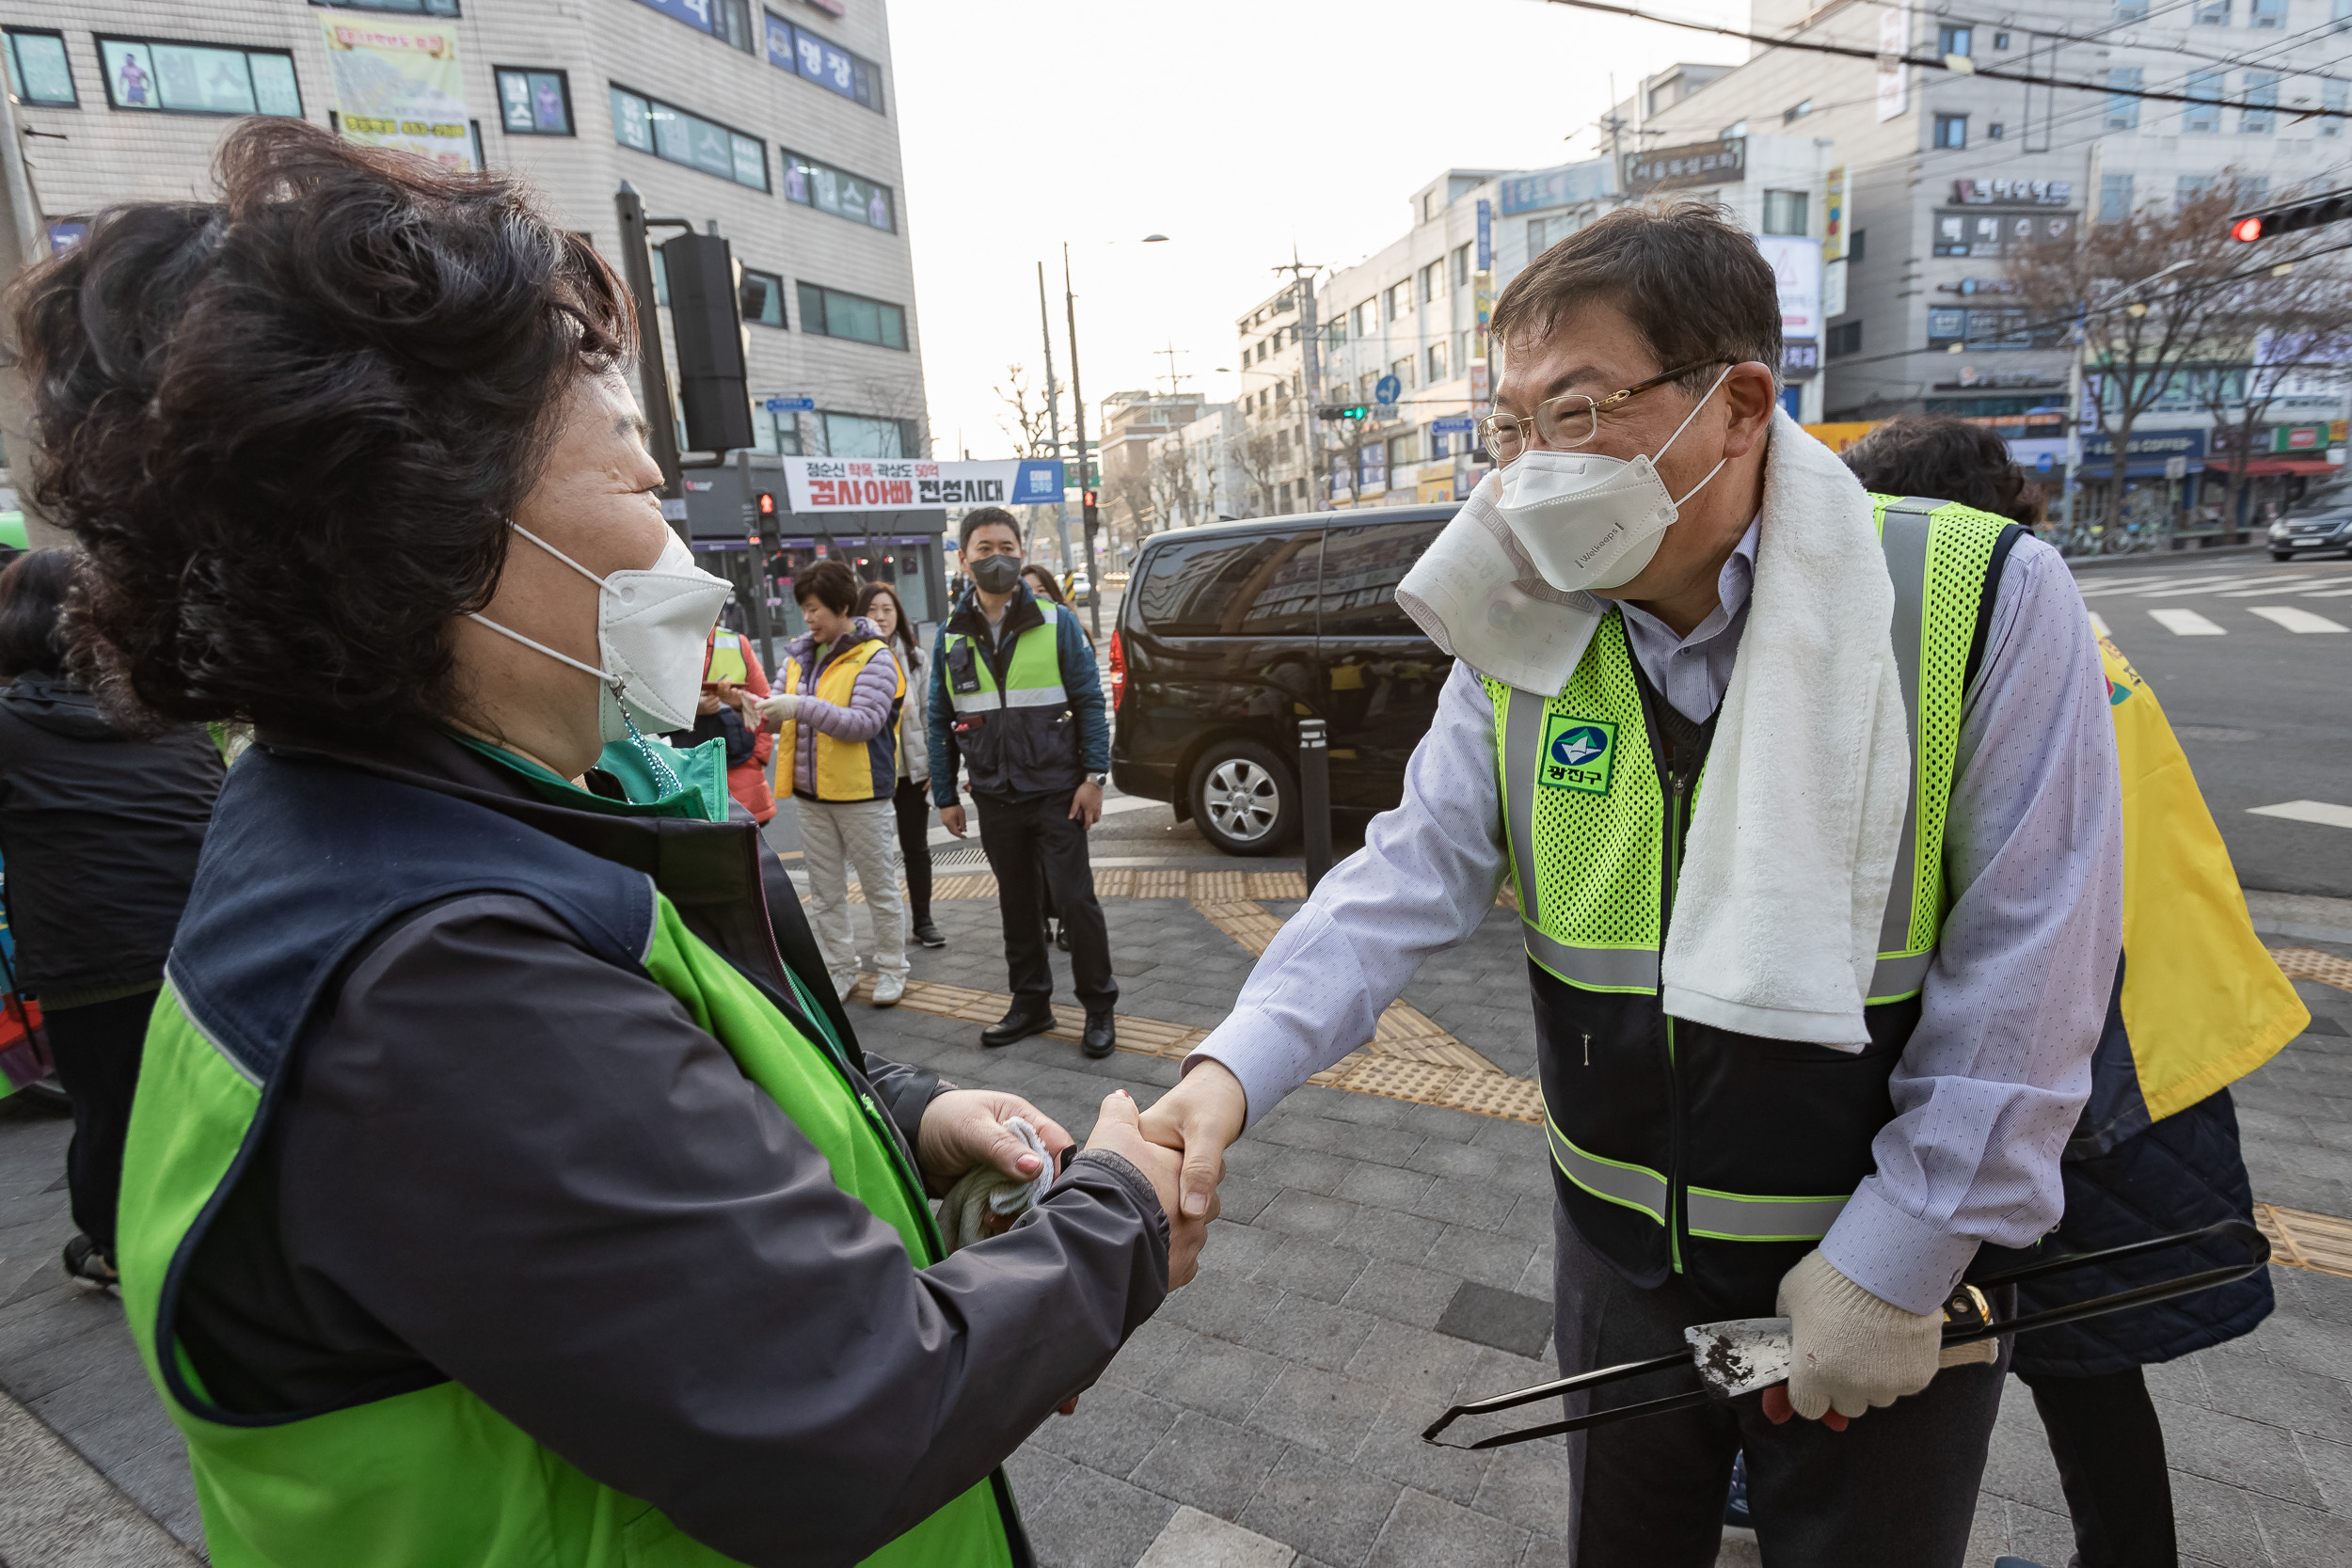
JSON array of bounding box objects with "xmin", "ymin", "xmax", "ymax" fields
[{"xmin": 780, "ymin": 458, "xmax": 1066, "ymax": 512}]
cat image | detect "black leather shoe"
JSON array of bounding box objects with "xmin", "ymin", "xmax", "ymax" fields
[
  {"xmin": 1081, "ymin": 1012, "xmax": 1116, "ymax": 1059},
  {"xmin": 981, "ymin": 1005, "xmax": 1056, "ymax": 1049},
  {"xmin": 913, "ymin": 919, "xmax": 946, "ymax": 948},
  {"xmin": 1056, "ymin": 924, "xmax": 1072, "ymax": 953}
]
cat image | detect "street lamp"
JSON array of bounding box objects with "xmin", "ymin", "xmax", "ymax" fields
[{"xmin": 1057, "ymin": 234, "xmax": 1172, "ymax": 640}]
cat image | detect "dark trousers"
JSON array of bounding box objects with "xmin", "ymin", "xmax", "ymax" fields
[
  {"xmin": 2017, "ymin": 1365, "xmax": 2177, "ymax": 1568},
  {"xmin": 1551, "ymin": 1201, "xmax": 2009, "ymax": 1567},
  {"xmin": 890, "ymin": 778, "xmax": 934, "ymax": 926},
  {"xmin": 43, "ymin": 988, "xmax": 158, "ymax": 1259},
  {"xmin": 975, "ymin": 790, "xmax": 1116, "ymax": 1013}
]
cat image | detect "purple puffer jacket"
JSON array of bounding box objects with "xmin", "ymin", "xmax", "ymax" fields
[{"xmin": 785, "ymin": 618, "xmax": 901, "ymax": 800}]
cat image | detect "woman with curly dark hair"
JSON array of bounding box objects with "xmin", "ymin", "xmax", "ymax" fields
[{"xmin": 13, "ymin": 119, "xmax": 1200, "ymax": 1568}]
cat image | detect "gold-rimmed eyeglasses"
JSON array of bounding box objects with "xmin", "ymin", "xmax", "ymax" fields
[{"xmin": 1476, "ymin": 362, "xmax": 1722, "ymax": 464}]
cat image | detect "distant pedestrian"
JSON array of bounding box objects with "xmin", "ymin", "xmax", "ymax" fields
[
  {"xmin": 667, "ymin": 624, "xmax": 776, "ymax": 825},
  {"xmin": 0, "ymin": 550, "xmax": 223, "ymax": 1289},
  {"xmin": 1845, "ymin": 413, "xmax": 2295, "ymax": 1568},
  {"xmin": 760, "ymin": 560, "xmax": 910, "ymax": 1006},
  {"xmin": 930, "ymin": 507, "xmax": 1117, "ymax": 1058},
  {"xmin": 855, "ymin": 579, "xmax": 944, "ymax": 949}
]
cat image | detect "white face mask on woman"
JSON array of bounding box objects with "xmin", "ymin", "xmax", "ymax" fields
[
  {"xmin": 1491, "ymin": 364, "xmax": 1737, "ymax": 593},
  {"xmin": 467, "ymin": 523, "xmax": 734, "ymax": 742}
]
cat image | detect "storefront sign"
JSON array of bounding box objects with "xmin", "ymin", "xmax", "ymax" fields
[
  {"xmin": 2082, "ymin": 428, "xmax": 2205, "ymax": 476},
  {"xmin": 1783, "ymin": 340, "xmax": 1820, "ymax": 381},
  {"xmin": 1823, "ymin": 166, "xmax": 1848, "ymax": 261},
  {"xmin": 1876, "ymin": 6, "xmax": 1908, "ymax": 122},
  {"xmin": 1623, "ymin": 137, "xmax": 1744, "ymax": 195},
  {"xmin": 1756, "ymin": 234, "xmax": 1823, "ymax": 341},
  {"xmin": 780, "ymin": 457, "xmax": 1064, "ymax": 512},
  {"xmin": 318, "ymin": 17, "xmax": 473, "ymax": 171},
  {"xmin": 1499, "ymin": 158, "xmax": 1613, "ymax": 215},
  {"xmin": 1951, "ymin": 178, "xmax": 2074, "ymax": 207}
]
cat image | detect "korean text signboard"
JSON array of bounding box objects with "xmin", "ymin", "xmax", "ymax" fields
[
  {"xmin": 1622, "ymin": 138, "xmax": 1744, "ymax": 197},
  {"xmin": 318, "ymin": 17, "xmax": 473, "ymax": 171},
  {"xmin": 781, "ymin": 458, "xmax": 1065, "ymax": 512},
  {"xmin": 1498, "ymin": 159, "xmax": 1613, "ymax": 216}
]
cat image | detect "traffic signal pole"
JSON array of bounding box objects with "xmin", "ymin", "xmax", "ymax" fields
[
  {"xmin": 614, "ymin": 182, "xmax": 687, "ymax": 530},
  {"xmin": 1038, "ymin": 261, "xmax": 1074, "ymax": 574},
  {"xmin": 1064, "ymin": 244, "xmax": 1102, "ymax": 642}
]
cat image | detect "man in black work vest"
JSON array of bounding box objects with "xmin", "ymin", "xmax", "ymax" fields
[{"xmin": 1140, "ymin": 205, "xmax": 2124, "ymax": 1562}]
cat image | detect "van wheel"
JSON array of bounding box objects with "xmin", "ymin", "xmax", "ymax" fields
[
  {"xmin": 2272, "ymin": 549, "xmax": 2296, "ymax": 560},
  {"xmin": 1190, "ymin": 740, "xmax": 1296, "ymax": 856}
]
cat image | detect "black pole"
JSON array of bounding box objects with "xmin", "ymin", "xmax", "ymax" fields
[
  {"xmin": 1063, "ymin": 245, "xmax": 1102, "ymax": 643},
  {"xmin": 614, "ymin": 182, "xmax": 684, "ymax": 532},
  {"xmin": 1298, "ymin": 717, "xmax": 1332, "ymax": 891}
]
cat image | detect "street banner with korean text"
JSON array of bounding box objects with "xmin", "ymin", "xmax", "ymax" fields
[
  {"xmin": 318, "ymin": 16, "xmax": 473, "ymax": 171},
  {"xmin": 781, "ymin": 458, "xmax": 1066, "ymax": 512}
]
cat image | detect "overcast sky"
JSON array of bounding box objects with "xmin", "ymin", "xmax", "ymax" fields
[{"xmin": 888, "ymin": 0, "xmax": 1745, "ymax": 462}]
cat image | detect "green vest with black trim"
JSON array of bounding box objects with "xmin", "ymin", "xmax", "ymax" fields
[
  {"xmin": 940, "ymin": 594, "xmax": 1084, "ymax": 798},
  {"xmin": 1486, "ymin": 496, "xmax": 2020, "ymax": 1312},
  {"xmin": 113, "ymin": 735, "xmax": 1019, "ymax": 1568}
]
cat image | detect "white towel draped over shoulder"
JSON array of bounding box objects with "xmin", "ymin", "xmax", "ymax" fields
[{"xmin": 1658, "ymin": 408, "xmax": 1911, "ymax": 1048}]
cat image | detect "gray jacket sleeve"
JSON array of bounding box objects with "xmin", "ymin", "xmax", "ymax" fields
[{"xmin": 281, "ymin": 893, "xmax": 1167, "ymax": 1568}]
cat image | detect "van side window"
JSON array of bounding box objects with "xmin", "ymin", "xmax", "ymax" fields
[
  {"xmin": 1135, "ymin": 531, "xmax": 1322, "ymax": 637},
  {"xmin": 1318, "ymin": 520, "xmax": 1444, "ymax": 639}
]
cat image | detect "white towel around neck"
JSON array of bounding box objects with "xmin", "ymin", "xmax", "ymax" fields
[{"xmin": 1400, "ymin": 408, "xmax": 1910, "ymax": 1049}]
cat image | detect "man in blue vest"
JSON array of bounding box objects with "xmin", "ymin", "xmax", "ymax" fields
[{"xmin": 1143, "ymin": 205, "xmax": 2122, "ymax": 1561}]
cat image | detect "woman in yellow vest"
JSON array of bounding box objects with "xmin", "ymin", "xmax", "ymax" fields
[
  {"xmin": 1843, "ymin": 417, "xmax": 2304, "ymax": 1568},
  {"xmin": 761, "ymin": 560, "xmax": 912, "ymax": 1006}
]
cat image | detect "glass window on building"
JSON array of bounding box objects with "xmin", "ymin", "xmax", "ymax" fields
[
  {"xmin": 820, "ymin": 412, "xmax": 913, "ymax": 458},
  {"xmin": 783, "ymin": 150, "xmax": 896, "ymax": 232},
  {"xmin": 2185, "ymin": 71, "xmax": 2224, "ymax": 131},
  {"xmin": 4, "ymin": 28, "xmax": 76, "ymax": 106},
  {"xmin": 2113, "ymin": 0, "xmax": 2149, "ymax": 17},
  {"xmin": 2337, "ymin": 0, "xmax": 2352, "ymax": 31},
  {"xmin": 610, "ymin": 87, "xmax": 767, "ymax": 191},
  {"xmin": 771, "ymin": 17, "xmax": 885, "ymax": 116},
  {"xmin": 1426, "ymin": 341, "xmax": 1447, "ymax": 383},
  {"xmin": 2324, "ymin": 78, "xmax": 2347, "ymax": 135},
  {"xmin": 1134, "ymin": 531, "xmax": 1321, "ymax": 637},
  {"xmin": 1937, "ymin": 24, "xmax": 1972, "ymax": 55},
  {"xmin": 2194, "ymin": 0, "xmax": 2230, "ymax": 22},
  {"xmin": 739, "ymin": 268, "xmax": 786, "ymax": 327},
  {"xmin": 1359, "ymin": 371, "xmax": 1378, "ymax": 402},
  {"xmin": 1933, "ymin": 114, "xmax": 1967, "ymax": 150},
  {"xmin": 1389, "ymin": 431, "xmax": 1421, "ymax": 469},
  {"xmin": 1420, "ymin": 259, "xmax": 1443, "ymax": 302},
  {"xmin": 1453, "ymin": 243, "xmax": 1471, "ymax": 287},
  {"xmin": 2243, "ymin": 71, "xmax": 2279, "ymax": 132},
  {"xmin": 495, "ymin": 68, "xmax": 571, "ymax": 135},
  {"xmin": 1762, "ymin": 189, "xmax": 1808, "ymax": 235},
  {"xmin": 1353, "ymin": 301, "xmax": 1374, "ymax": 337},
  {"xmin": 95, "ymin": 36, "xmax": 302, "ymax": 117},
  {"xmin": 1827, "ymin": 321, "xmax": 1861, "ymax": 357},
  {"xmin": 2100, "ymin": 173, "xmax": 2135, "ymax": 222},
  {"xmin": 752, "ymin": 403, "xmax": 804, "ymax": 455},
  {"xmin": 1385, "ymin": 281, "xmax": 1410, "ymax": 321},
  {"xmin": 797, "ymin": 283, "xmax": 907, "ymax": 349},
  {"xmin": 2178, "ymin": 173, "xmax": 2218, "ymax": 207},
  {"xmin": 2106, "ymin": 69, "xmax": 2142, "ymax": 130},
  {"xmin": 2252, "ymin": 0, "xmax": 2285, "ymax": 24},
  {"xmin": 314, "ymin": 0, "xmax": 461, "ymax": 13},
  {"xmin": 1391, "ymin": 355, "xmax": 1414, "ymax": 390}
]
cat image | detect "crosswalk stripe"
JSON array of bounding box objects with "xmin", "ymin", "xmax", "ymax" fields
[
  {"xmin": 2149, "ymin": 608, "xmax": 2227, "ymax": 635},
  {"xmin": 2249, "ymin": 800, "xmax": 2352, "ymax": 831},
  {"xmin": 2216, "ymin": 577, "xmax": 2325, "ymax": 596},
  {"xmin": 2075, "ymin": 574, "xmax": 2237, "ymax": 598},
  {"xmin": 2302, "ymin": 586, "xmax": 2352, "ymax": 597},
  {"xmin": 2247, "ymin": 605, "xmax": 2349, "ymax": 633},
  {"xmin": 2137, "ymin": 575, "xmax": 2311, "ymax": 599},
  {"xmin": 2088, "ymin": 611, "xmax": 2112, "ymax": 638}
]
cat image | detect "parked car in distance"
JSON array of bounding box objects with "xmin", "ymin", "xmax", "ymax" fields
[
  {"xmin": 2269, "ymin": 508, "xmax": 2352, "ymax": 560},
  {"xmin": 1109, "ymin": 505, "xmax": 1455, "ymax": 855}
]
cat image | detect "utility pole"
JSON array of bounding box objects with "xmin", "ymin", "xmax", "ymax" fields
[
  {"xmin": 614, "ymin": 182, "xmax": 688, "ymax": 536},
  {"xmin": 1273, "ymin": 249, "xmax": 1323, "ymax": 510},
  {"xmin": 1037, "ymin": 261, "xmax": 1073, "ymax": 573},
  {"xmin": 1155, "ymin": 341, "xmax": 1192, "ymax": 398},
  {"xmin": 1064, "ymin": 244, "xmax": 1101, "ymax": 641}
]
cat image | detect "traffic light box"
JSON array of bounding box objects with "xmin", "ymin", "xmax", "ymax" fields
[
  {"xmin": 659, "ymin": 232, "xmax": 755, "ymax": 452},
  {"xmin": 2228, "ymin": 189, "xmax": 2352, "ymax": 243},
  {"xmin": 1318, "ymin": 404, "xmax": 1369, "ymax": 422}
]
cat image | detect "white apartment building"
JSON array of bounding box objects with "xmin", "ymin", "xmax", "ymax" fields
[
  {"xmin": 1626, "ymin": 1, "xmax": 2352, "ymax": 524},
  {"xmin": 1147, "ymin": 404, "xmax": 1248, "ymax": 530},
  {"xmin": 4, "ymin": 0, "xmax": 946, "ymax": 609},
  {"xmin": 1229, "ymin": 282, "xmax": 1316, "ymax": 514}
]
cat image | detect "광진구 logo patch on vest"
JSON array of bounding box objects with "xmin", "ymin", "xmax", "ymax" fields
[{"xmin": 1538, "ymin": 714, "xmax": 1616, "ymax": 795}]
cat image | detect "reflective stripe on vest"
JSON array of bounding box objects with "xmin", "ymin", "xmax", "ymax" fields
[
  {"xmin": 1548, "ymin": 1117, "xmax": 1668, "ymax": 1224},
  {"xmin": 944, "ymin": 599, "xmax": 1069, "ymax": 713}
]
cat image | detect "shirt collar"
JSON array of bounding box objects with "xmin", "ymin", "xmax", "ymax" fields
[{"xmin": 1619, "ymin": 515, "xmax": 1761, "ymax": 652}]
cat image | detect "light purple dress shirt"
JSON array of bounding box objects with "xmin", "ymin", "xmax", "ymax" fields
[{"xmin": 1190, "ymin": 530, "xmax": 2123, "ymax": 1314}]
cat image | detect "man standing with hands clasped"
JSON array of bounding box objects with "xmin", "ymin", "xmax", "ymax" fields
[
  {"xmin": 1141, "ymin": 204, "xmax": 2123, "ymax": 1564},
  {"xmin": 929, "ymin": 507, "xmax": 1120, "ymax": 1059}
]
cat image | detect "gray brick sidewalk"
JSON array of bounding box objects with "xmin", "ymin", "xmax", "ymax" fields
[{"xmin": 1, "ymin": 877, "xmax": 2348, "ymax": 1566}]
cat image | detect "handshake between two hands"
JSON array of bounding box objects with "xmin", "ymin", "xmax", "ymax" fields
[{"xmin": 914, "ymin": 1060, "xmax": 1252, "ymax": 1289}]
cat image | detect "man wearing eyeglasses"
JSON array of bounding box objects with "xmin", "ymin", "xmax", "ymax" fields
[{"xmin": 1141, "ymin": 203, "xmax": 2121, "ymax": 1563}]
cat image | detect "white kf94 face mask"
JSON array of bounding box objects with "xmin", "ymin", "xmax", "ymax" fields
[
  {"xmin": 1493, "ymin": 364, "xmax": 1737, "ymax": 593},
  {"xmin": 468, "ymin": 523, "xmax": 736, "ymax": 743}
]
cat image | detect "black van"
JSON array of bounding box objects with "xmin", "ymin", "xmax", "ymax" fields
[{"xmin": 1109, "ymin": 505, "xmax": 1456, "ymax": 855}]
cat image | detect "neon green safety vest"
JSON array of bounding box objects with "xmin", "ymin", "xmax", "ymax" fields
[
  {"xmin": 1484, "ymin": 496, "xmax": 2016, "ymax": 1309},
  {"xmin": 939, "ymin": 596, "xmax": 1083, "ymax": 798},
  {"xmin": 115, "ymin": 734, "xmax": 1017, "ymax": 1568}
]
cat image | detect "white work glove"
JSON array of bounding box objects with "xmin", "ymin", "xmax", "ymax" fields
[
  {"xmin": 755, "ymin": 692, "xmax": 803, "ymax": 729},
  {"xmin": 1775, "ymin": 1249, "xmax": 1996, "ymax": 1422}
]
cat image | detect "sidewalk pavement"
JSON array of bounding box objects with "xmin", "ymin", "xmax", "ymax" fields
[{"xmin": 2, "ymin": 851, "xmax": 2348, "ymax": 1567}]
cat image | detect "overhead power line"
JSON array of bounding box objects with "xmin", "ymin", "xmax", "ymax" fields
[{"xmin": 1539, "ymin": 0, "xmax": 2352, "ymax": 119}]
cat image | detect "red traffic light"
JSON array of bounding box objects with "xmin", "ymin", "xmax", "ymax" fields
[
  {"xmin": 2232, "ymin": 215, "xmax": 2266, "ymax": 243},
  {"xmin": 1083, "ymin": 488, "xmax": 1098, "ymax": 507},
  {"xmin": 756, "ymin": 492, "xmax": 775, "ymax": 515}
]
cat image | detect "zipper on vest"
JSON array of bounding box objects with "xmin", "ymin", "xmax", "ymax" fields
[{"xmin": 1662, "ymin": 770, "xmax": 1688, "ymax": 1275}]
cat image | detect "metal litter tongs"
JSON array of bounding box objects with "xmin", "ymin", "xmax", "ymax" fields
[{"xmin": 1422, "ymin": 1219, "xmax": 2271, "ymax": 1450}]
